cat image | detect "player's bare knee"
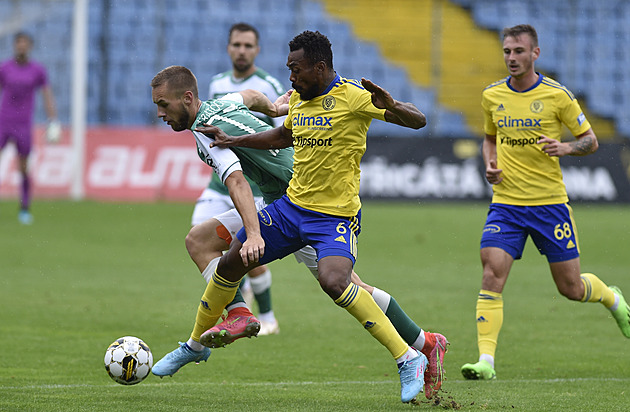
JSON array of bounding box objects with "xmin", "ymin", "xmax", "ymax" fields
[
  {"xmin": 558, "ymin": 284, "xmax": 583, "ymax": 301},
  {"xmin": 318, "ymin": 279, "xmax": 346, "ymax": 300},
  {"xmin": 185, "ymin": 226, "xmax": 204, "ymax": 258},
  {"xmin": 318, "ymin": 272, "xmax": 350, "ymax": 300}
]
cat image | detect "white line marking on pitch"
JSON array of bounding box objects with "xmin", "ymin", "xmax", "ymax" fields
[{"xmin": 2, "ymin": 377, "xmax": 630, "ymax": 391}]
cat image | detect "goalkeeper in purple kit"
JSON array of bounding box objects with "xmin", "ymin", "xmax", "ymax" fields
[{"xmin": 0, "ymin": 32, "xmax": 58, "ymax": 224}]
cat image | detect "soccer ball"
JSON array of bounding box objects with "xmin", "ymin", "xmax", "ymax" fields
[{"xmin": 104, "ymin": 336, "xmax": 153, "ymax": 385}]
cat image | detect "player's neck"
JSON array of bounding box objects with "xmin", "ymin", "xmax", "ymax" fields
[
  {"xmin": 233, "ymin": 65, "xmax": 257, "ymax": 80},
  {"xmin": 509, "ymin": 71, "xmax": 538, "ymax": 91},
  {"xmin": 189, "ymin": 99, "xmax": 202, "ymax": 128},
  {"xmin": 15, "ymin": 54, "xmax": 29, "ymax": 65},
  {"xmin": 319, "ymin": 71, "xmax": 337, "ymax": 93}
]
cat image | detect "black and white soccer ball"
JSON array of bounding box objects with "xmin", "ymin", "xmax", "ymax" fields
[{"xmin": 104, "ymin": 336, "xmax": 153, "ymax": 385}]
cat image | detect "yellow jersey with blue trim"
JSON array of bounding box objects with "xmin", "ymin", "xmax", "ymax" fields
[
  {"xmin": 482, "ymin": 73, "xmax": 591, "ymax": 205},
  {"xmin": 283, "ymin": 74, "xmax": 386, "ymax": 216}
]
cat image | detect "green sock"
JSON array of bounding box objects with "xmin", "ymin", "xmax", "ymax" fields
[
  {"xmin": 372, "ymin": 288, "xmax": 422, "ymax": 345},
  {"xmin": 254, "ymin": 289, "xmax": 272, "ymax": 313},
  {"xmin": 225, "ymin": 282, "xmax": 247, "ymax": 310},
  {"xmin": 249, "ymin": 269, "xmax": 273, "ymax": 314},
  {"xmin": 385, "ymin": 296, "xmax": 422, "ymax": 345}
]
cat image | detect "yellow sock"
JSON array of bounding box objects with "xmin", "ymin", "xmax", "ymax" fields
[
  {"xmin": 190, "ymin": 271, "xmax": 240, "ymax": 341},
  {"xmin": 580, "ymin": 273, "xmax": 616, "ymax": 308},
  {"xmin": 335, "ymin": 283, "xmax": 408, "ymax": 359},
  {"xmin": 476, "ymin": 290, "xmax": 503, "ymax": 359}
]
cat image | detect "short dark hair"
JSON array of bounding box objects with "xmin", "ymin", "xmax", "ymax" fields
[
  {"xmin": 289, "ymin": 30, "xmax": 333, "ymax": 69},
  {"xmin": 502, "ymin": 24, "xmax": 538, "ymax": 48},
  {"xmin": 14, "ymin": 31, "xmax": 33, "ymax": 44},
  {"xmin": 229, "ymin": 22, "xmax": 259, "ymax": 43},
  {"xmin": 150, "ymin": 65, "xmax": 198, "ymax": 98}
]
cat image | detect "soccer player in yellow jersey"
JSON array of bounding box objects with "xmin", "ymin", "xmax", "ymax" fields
[
  {"xmin": 461, "ymin": 24, "xmax": 630, "ymax": 381},
  {"xmin": 195, "ymin": 30, "xmax": 438, "ymax": 403}
]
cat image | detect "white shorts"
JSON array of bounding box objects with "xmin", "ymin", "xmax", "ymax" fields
[
  {"xmin": 210, "ymin": 196, "xmax": 320, "ymax": 278},
  {"xmin": 191, "ymin": 188, "xmax": 263, "ymax": 226}
]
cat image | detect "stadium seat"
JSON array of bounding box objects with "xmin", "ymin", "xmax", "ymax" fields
[
  {"xmin": 2, "ymin": 0, "xmax": 627, "ymax": 136},
  {"xmin": 472, "ymin": 1, "xmax": 502, "ymax": 30},
  {"xmin": 449, "ymin": 0, "xmax": 475, "ymax": 8},
  {"xmin": 433, "ymin": 110, "xmax": 471, "ymax": 138}
]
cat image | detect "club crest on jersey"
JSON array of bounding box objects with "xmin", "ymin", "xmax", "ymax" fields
[
  {"xmin": 530, "ymin": 100, "xmax": 544, "ymax": 113},
  {"xmin": 322, "ymin": 96, "xmax": 336, "ymax": 111}
]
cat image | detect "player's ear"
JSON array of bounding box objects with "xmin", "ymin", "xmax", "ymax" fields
[
  {"xmin": 315, "ymin": 60, "xmax": 326, "ymax": 74},
  {"xmin": 532, "ymin": 46, "xmax": 540, "ymax": 61},
  {"xmin": 182, "ymin": 90, "xmax": 194, "ymax": 105}
]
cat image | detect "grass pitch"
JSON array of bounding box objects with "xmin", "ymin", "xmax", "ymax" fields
[{"xmin": 0, "ymin": 200, "xmax": 628, "ymax": 411}]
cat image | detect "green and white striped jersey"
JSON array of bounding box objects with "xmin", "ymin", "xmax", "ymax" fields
[{"xmin": 191, "ymin": 96, "xmax": 294, "ymax": 205}]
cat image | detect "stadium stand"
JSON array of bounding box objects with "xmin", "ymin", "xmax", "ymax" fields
[
  {"xmin": 450, "ymin": 0, "xmax": 629, "ymax": 137},
  {"xmin": 0, "ymin": 0, "xmax": 628, "ymax": 138}
]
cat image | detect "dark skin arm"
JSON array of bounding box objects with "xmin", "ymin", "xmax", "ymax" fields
[
  {"xmin": 197, "ymin": 124, "xmax": 294, "ymax": 150},
  {"xmin": 361, "ymin": 78, "xmax": 427, "ymax": 129},
  {"xmin": 239, "ymin": 89, "xmax": 292, "ymax": 118},
  {"xmin": 198, "ymin": 78, "xmax": 427, "ymax": 147}
]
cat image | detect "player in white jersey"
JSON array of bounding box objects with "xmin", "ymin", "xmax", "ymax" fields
[{"xmin": 192, "ymin": 23, "xmax": 286, "ymax": 336}]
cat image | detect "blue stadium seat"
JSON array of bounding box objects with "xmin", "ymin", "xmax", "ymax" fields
[
  {"xmin": 203, "ymin": 0, "xmax": 234, "ymax": 20},
  {"xmin": 500, "ymin": 1, "xmax": 532, "ymax": 28},
  {"xmin": 463, "ymin": 0, "xmax": 630, "ymax": 136},
  {"xmin": 472, "ymin": 1, "xmax": 502, "ymax": 31},
  {"xmin": 433, "ymin": 110, "xmax": 471, "ymax": 138},
  {"xmin": 411, "ymin": 88, "xmax": 435, "ymax": 113},
  {"xmin": 3, "ymin": 0, "xmax": 626, "ymax": 135},
  {"xmin": 449, "ymin": 0, "xmax": 475, "ymax": 8}
]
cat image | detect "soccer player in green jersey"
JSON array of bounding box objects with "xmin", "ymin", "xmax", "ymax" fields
[
  {"xmin": 197, "ymin": 30, "xmax": 446, "ymax": 403},
  {"xmin": 460, "ymin": 24, "xmax": 630, "ymax": 381},
  {"xmin": 195, "ymin": 22, "xmax": 287, "ymax": 336},
  {"xmin": 150, "ymin": 65, "xmax": 291, "ymax": 377},
  {"xmin": 150, "ymin": 64, "xmax": 449, "ymax": 401}
]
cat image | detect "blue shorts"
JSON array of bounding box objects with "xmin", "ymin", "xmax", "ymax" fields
[
  {"xmin": 480, "ymin": 203, "xmax": 580, "ymax": 263},
  {"xmin": 236, "ymin": 195, "xmax": 361, "ymax": 265}
]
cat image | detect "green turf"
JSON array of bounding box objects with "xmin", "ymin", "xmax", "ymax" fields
[{"xmin": 0, "ymin": 200, "xmax": 628, "ymax": 411}]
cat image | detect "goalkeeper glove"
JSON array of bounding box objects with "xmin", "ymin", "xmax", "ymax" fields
[{"xmin": 45, "ymin": 120, "xmax": 61, "ymax": 143}]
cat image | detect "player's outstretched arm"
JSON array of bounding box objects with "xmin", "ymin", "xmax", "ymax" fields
[
  {"xmin": 239, "ymin": 89, "xmax": 292, "ymax": 118},
  {"xmin": 197, "ymin": 124, "xmax": 294, "ymax": 150},
  {"xmin": 361, "ymin": 78, "xmax": 426, "ymax": 129}
]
